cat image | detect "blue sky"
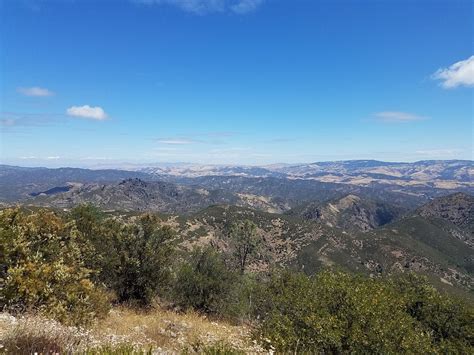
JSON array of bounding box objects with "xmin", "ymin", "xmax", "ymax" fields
[{"xmin": 1, "ymin": 0, "xmax": 473, "ymax": 167}]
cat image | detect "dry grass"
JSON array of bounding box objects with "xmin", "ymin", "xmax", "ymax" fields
[
  {"xmin": 0, "ymin": 307, "xmax": 265, "ymax": 354},
  {"xmin": 93, "ymin": 307, "xmax": 263, "ymax": 353},
  {"xmin": 0, "ymin": 314, "xmax": 94, "ymax": 354}
]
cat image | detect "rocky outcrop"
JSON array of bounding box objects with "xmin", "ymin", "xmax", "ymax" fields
[
  {"xmin": 295, "ymin": 194, "xmax": 403, "ymax": 232},
  {"xmin": 417, "ymin": 192, "xmax": 474, "ymax": 232}
]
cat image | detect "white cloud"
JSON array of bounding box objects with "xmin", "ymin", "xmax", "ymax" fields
[
  {"xmin": 373, "ymin": 111, "xmax": 428, "ymax": 122},
  {"xmin": 156, "ymin": 139, "xmax": 195, "ymax": 144},
  {"xmin": 230, "ymin": 0, "xmax": 264, "ymax": 14},
  {"xmin": 19, "ymin": 156, "xmax": 62, "ymax": 160},
  {"xmin": 432, "ymin": 55, "xmax": 474, "ymax": 89},
  {"xmin": 66, "ymin": 105, "xmax": 108, "ymax": 120},
  {"xmin": 19, "ymin": 156, "xmax": 37, "ymax": 160},
  {"xmin": 137, "ymin": 0, "xmax": 264, "ymax": 15},
  {"xmin": 17, "ymin": 86, "xmax": 54, "ymax": 97}
]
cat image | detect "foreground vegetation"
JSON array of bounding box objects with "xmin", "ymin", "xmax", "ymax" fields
[
  {"xmin": 0, "ymin": 307, "xmax": 260, "ymax": 354},
  {"xmin": 1, "ymin": 206, "xmax": 473, "ymax": 353}
]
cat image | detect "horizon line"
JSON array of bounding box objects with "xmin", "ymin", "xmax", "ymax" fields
[{"xmin": 1, "ymin": 158, "xmax": 473, "ymax": 171}]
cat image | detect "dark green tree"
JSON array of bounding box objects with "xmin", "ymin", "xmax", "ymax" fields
[
  {"xmin": 228, "ymin": 220, "xmax": 260, "ymax": 274},
  {"xmin": 106, "ymin": 214, "xmax": 175, "ymax": 305},
  {"xmin": 172, "ymin": 247, "xmax": 238, "ymax": 315},
  {"xmin": 391, "ymin": 273, "xmax": 474, "ymax": 353}
]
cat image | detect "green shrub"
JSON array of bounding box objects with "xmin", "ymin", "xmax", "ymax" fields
[
  {"xmin": 71, "ymin": 207, "xmax": 176, "ymax": 305},
  {"xmin": 172, "ymin": 247, "xmax": 239, "ymax": 316},
  {"xmin": 392, "ymin": 273, "xmax": 474, "ymax": 353},
  {"xmin": 3, "ymin": 259, "xmax": 110, "ymax": 326},
  {"xmin": 97, "ymin": 214, "xmax": 175, "ymax": 305},
  {"xmin": 70, "ymin": 204, "xmax": 104, "ymax": 241},
  {"xmin": 70, "ymin": 204, "xmax": 106, "ymax": 274},
  {"xmin": 254, "ymin": 270, "xmax": 435, "ymax": 353},
  {"xmin": 220, "ymin": 273, "xmax": 258, "ymax": 322},
  {"xmin": 0, "ymin": 208, "xmax": 110, "ymax": 326}
]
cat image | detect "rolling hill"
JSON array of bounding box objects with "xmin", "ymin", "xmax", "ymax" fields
[
  {"xmin": 26, "ymin": 178, "xmax": 286, "ymax": 214},
  {"xmin": 286, "ymin": 194, "xmax": 406, "ymax": 232},
  {"xmin": 166, "ymin": 193, "xmax": 474, "ymax": 295}
]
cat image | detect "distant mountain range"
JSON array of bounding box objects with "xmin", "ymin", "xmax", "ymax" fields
[
  {"xmin": 0, "ymin": 164, "xmax": 155, "ymax": 202},
  {"xmin": 140, "ymin": 159, "xmax": 473, "ymax": 187},
  {"xmin": 1, "ymin": 160, "xmax": 472, "ymax": 210},
  {"xmin": 0, "ymin": 160, "xmax": 473, "ymax": 296}
]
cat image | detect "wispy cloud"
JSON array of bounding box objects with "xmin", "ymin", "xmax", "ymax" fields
[
  {"xmin": 432, "ymin": 55, "xmax": 474, "ymax": 89},
  {"xmin": 0, "ymin": 112, "xmax": 62, "ymax": 128},
  {"xmin": 19, "ymin": 156, "xmax": 37, "ymax": 160},
  {"xmin": 136, "ymin": 0, "xmax": 264, "ymax": 15},
  {"xmin": 267, "ymin": 137, "xmax": 297, "ymax": 143},
  {"xmin": 156, "ymin": 138, "xmax": 198, "ymax": 145},
  {"xmin": 415, "ymin": 149, "xmax": 464, "ymax": 157},
  {"xmin": 0, "ymin": 118, "xmax": 16, "ymax": 127},
  {"xmin": 19, "ymin": 155, "xmax": 61, "ymax": 160},
  {"xmin": 17, "ymin": 86, "xmax": 54, "ymax": 97},
  {"xmin": 148, "ymin": 146, "xmax": 256, "ymax": 161},
  {"xmin": 373, "ymin": 111, "xmax": 428, "ymax": 123},
  {"xmin": 230, "ymin": 0, "xmax": 264, "ymax": 14},
  {"xmin": 80, "ymin": 156, "xmax": 111, "ymax": 161},
  {"xmin": 209, "ymin": 147, "xmax": 251, "ymax": 153},
  {"xmin": 153, "ymin": 147, "xmax": 180, "ymax": 151},
  {"xmin": 205, "ymin": 131, "xmax": 238, "ymax": 138},
  {"xmin": 155, "ymin": 131, "xmax": 238, "ymax": 145},
  {"xmin": 66, "ymin": 105, "xmax": 108, "ymax": 120}
]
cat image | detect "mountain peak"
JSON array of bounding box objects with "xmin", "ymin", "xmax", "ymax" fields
[{"xmin": 332, "ymin": 194, "xmax": 361, "ymax": 210}]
